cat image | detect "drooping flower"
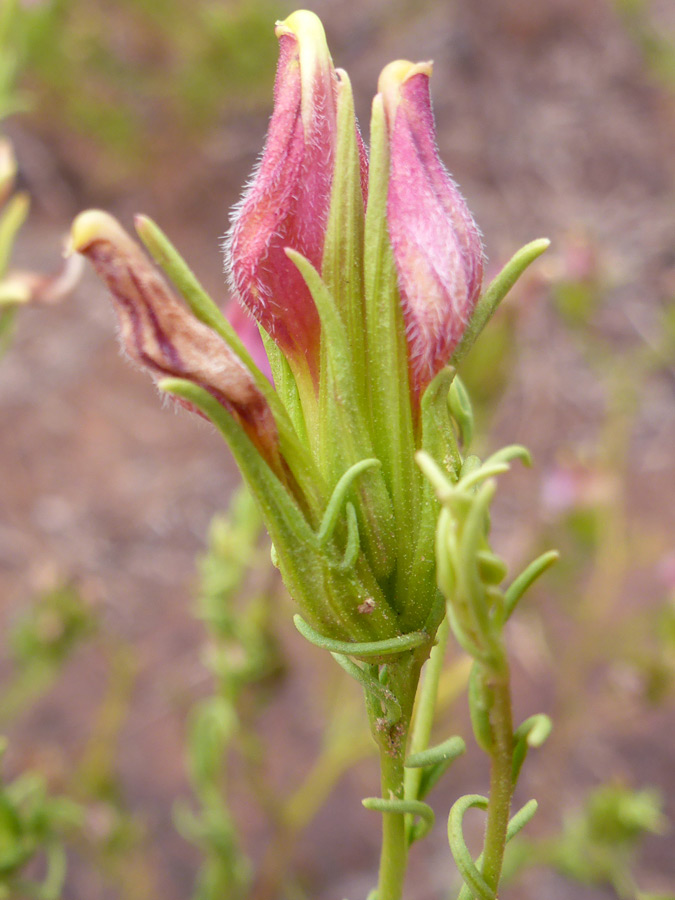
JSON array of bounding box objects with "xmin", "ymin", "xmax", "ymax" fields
[
  {"xmin": 378, "ymin": 61, "xmax": 484, "ymax": 399},
  {"xmin": 70, "ymin": 210, "xmax": 280, "ymax": 469},
  {"xmin": 227, "ymin": 10, "xmax": 339, "ymax": 383}
]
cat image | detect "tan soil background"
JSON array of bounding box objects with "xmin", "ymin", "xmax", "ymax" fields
[{"xmin": 1, "ymin": 0, "xmax": 674, "ymax": 898}]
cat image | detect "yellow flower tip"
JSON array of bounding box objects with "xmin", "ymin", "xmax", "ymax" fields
[
  {"xmin": 69, "ymin": 209, "xmax": 125, "ymax": 256},
  {"xmin": 275, "ymin": 9, "xmax": 333, "ymax": 100},
  {"xmin": 378, "ymin": 60, "xmax": 434, "ymax": 115},
  {"xmin": 275, "ymin": 9, "xmax": 326, "ymax": 45}
]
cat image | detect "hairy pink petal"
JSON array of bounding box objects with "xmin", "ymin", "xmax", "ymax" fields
[
  {"xmin": 382, "ymin": 63, "xmax": 484, "ymax": 397},
  {"xmin": 225, "ymin": 300, "xmax": 272, "ymax": 381},
  {"xmin": 227, "ymin": 12, "xmax": 338, "ymax": 381}
]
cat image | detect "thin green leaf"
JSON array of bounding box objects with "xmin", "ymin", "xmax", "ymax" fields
[
  {"xmin": 504, "ymin": 550, "xmax": 559, "ymax": 619},
  {"xmin": 362, "ymin": 797, "xmax": 435, "ymax": 843},
  {"xmin": 453, "ymin": 238, "xmax": 550, "ymax": 364},
  {"xmin": 295, "ymin": 614, "xmax": 427, "ymax": 659},
  {"xmin": 447, "ymin": 794, "xmax": 495, "ymax": 900},
  {"xmin": 406, "ymin": 736, "xmax": 466, "ymax": 769},
  {"xmin": 330, "ymin": 653, "xmax": 401, "ymax": 723}
]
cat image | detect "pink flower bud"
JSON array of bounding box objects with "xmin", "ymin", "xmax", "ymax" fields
[
  {"xmin": 379, "ymin": 61, "xmax": 484, "ymax": 398},
  {"xmin": 70, "ymin": 210, "xmax": 280, "ymax": 466},
  {"xmin": 227, "ymin": 10, "xmax": 339, "ymax": 381}
]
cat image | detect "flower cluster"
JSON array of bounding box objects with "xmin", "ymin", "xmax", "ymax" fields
[{"xmin": 70, "ymin": 11, "xmax": 543, "ymax": 651}]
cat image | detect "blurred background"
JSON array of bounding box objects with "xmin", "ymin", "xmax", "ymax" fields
[{"xmin": 0, "ymin": 0, "xmax": 674, "ymax": 898}]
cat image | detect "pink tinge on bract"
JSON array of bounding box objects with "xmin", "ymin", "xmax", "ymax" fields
[
  {"xmin": 225, "ymin": 299, "xmax": 272, "ymax": 381},
  {"xmin": 227, "ymin": 11, "xmax": 338, "ymax": 382},
  {"xmin": 381, "ymin": 62, "xmax": 484, "ymax": 399}
]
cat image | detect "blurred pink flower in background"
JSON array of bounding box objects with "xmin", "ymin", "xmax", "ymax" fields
[{"xmin": 225, "ymin": 299, "xmax": 272, "ymax": 381}]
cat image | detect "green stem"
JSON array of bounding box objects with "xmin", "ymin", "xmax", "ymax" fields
[
  {"xmin": 370, "ymin": 653, "xmax": 425, "ymax": 900},
  {"xmin": 377, "ymin": 746, "xmax": 408, "ymax": 900},
  {"xmin": 480, "ymin": 654, "xmax": 514, "ymax": 893},
  {"xmin": 404, "ymin": 615, "xmax": 450, "ymax": 805}
]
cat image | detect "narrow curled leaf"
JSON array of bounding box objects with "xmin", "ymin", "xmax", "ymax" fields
[
  {"xmin": 362, "ymin": 797, "xmax": 435, "ymax": 844},
  {"xmin": 405, "ymin": 735, "xmax": 466, "ymax": 769},
  {"xmin": 459, "ymin": 462, "xmax": 510, "ymax": 493},
  {"xmin": 455, "ymin": 799, "xmax": 539, "ymax": 900},
  {"xmin": 452, "ymin": 237, "xmax": 550, "ymax": 365},
  {"xmin": 406, "ymin": 736, "xmax": 466, "ymax": 805},
  {"xmin": 505, "ymin": 798, "xmax": 539, "ymax": 839},
  {"xmin": 416, "ymin": 755, "xmax": 459, "ymax": 803},
  {"xmin": 419, "ymin": 367, "xmax": 461, "ymax": 478},
  {"xmin": 448, "ymin": 375, "xmax": 474, "ymax": 448},
  {"xmin": 482, "ymin": 444, "xmax": 532, "ymax": 469},
  {"xmin": 457, "ymin": 480, "xmax": 496, "ymax": 637},
  {"xmin": 317, "ymin": 458, "xmax": 381, "ymax": 545},
  {"xmin": 512, "ymin": 714, "xmax": 552, "ymax": 784},
  {"xmin": 505, "ymin": 550, "xmax": 559, "ymax": 619},
  {"xmin": 294, "ymin": 614, "xmax": 427, "ymax": 659},
  {"xmin": 161, "ymin": 380, "xmax": 312, "ymax": 548},
  {"xmin": 416, "ymin": 450, "xmax": 453, "ymax": 501},
  {"xmin": 287, "ymin": 247, "xmax": 396, "ymax": 579},
  {"xmin": 460, "ymin": 455, "xmax": 481, "ymax": 479},
  {"xmin": 330, "ymin": 652, "xmax": 401, "ymax": 723},
  {"xmin": 469, "ymin": 663, "xmax": 493, "ymax": 753},
  {"xmin": 447, "ymin": 794, "xmax": 494, "ymax": 900}
]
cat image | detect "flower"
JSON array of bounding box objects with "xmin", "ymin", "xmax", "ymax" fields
[
  {"xmin": 70, "ymin": 10, "xmax": 548, "ymax": 649},
  {"xmin": 227, "ymin": 10, "xmax": 339, "ymax": 383},
  {"xmin": 70, "ymin": 210, "xmax": 280, "ymax": 469},
  {"xmin": 378, "ymin": 60, "xmax": 484, "ymax": 398}
]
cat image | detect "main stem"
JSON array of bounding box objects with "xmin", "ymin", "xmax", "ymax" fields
[
  {"xmin": 480, "ymin": 652, "xmax": 514, "ymax": 892},
  {"xmin": 371, "ymin": 652, "xmax": 424, "ymax": 900},
  {"xmin": 377, "ymin": 745, "xmax": 408, "ymax": 900}
]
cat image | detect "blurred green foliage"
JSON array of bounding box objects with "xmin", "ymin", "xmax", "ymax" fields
[
  {"xmin": 13, "ymin": 0, "xmax": 283, "ymax": 181},
  {"xmin": 507, "ymin": 784, "xmax": 668, "ymax": 899},
  {"xmin": 0, "ymin": 738, "xmax": 83, "ymax": 900},
  {"xmin": 0, "ymin": 583, "xmax": 97, "ymax": 725},
  {"xmin": 0, "ymin": 580, "xmax": 159, "ymax": 900},
  {"xmin": 9, "ymin": 583, "xmax": 95, "ymax": 670},
  {"xmin": 176, "ymin": 487, "xmax": 285, "ymax": 900},
  {"xmin": 0, "ymin": 0, "xmax": 30, "ymax": 121},
  {"xmin": 612, "ymin": 0, "xmax": 675, "ymax": 91},
  {"xmin": 0, "ymin": 0, "xmax": 672, "ymax": 890}
]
